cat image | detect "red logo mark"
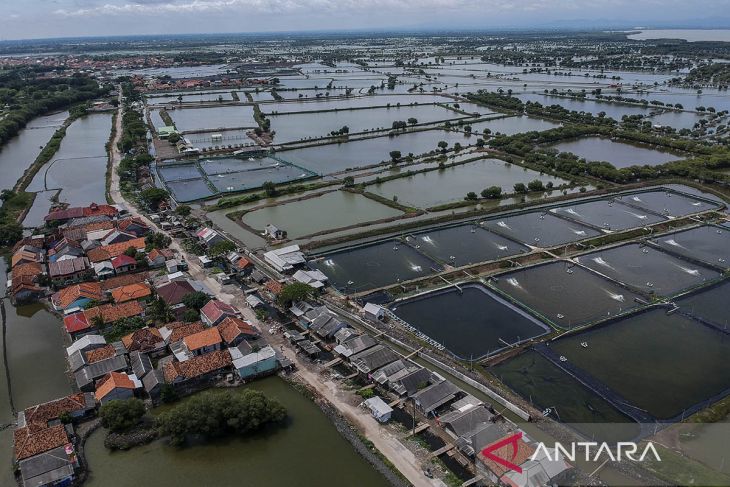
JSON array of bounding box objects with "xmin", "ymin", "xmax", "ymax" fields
[{"xmin": 481, "ymin": 432, "xmax": 524, "ymax": 474}]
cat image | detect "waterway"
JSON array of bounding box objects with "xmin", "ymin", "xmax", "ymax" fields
[{"xmin": 84, "ymin": 376, "xmax": 391, "ymax": 487}]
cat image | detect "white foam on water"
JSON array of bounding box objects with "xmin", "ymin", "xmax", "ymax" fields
[
  {"xmin": 664, "ymin": 238, "xmax": 684, "ymax": 248},
  {"xmin": 625, "ymin": 211, "xmax": 648, "ymax": 220},
  {"xmin": 674, "ymin": 264, "xmax": 701, "ymax": 276},
  {"xmin": 606, "ymin": 291, "xmax": 625, "ymax": 302},
  {"xmin": 631, "ymin": 196, "xmax": 642, "ymax": 202},
  {"xmin": 409, "ymin": 263, "xmax": 423, "ymax": 272},
  {"xmin": 692, "ymin": 201, "xmax": 702, "ymax": 206},
  {"xmin": 506, "ymin": 277, "xmax": 522, "ymax": 289},
  {"xmin": 564, "ymin": 208, "xmax": 581, "ymax": 217},
  {"xmin": 592, "ymin": 256, "xmax": 614, "ymax": 269},
  {"xmin": 420, "ymin": 235, "xmax": 434, "ymax": 244},
  {"xmin": 571, "ymin": 229, "xmax": 587, "ymax": 236},
  {"xmin": 323, "ymin": 259, "xmax": 335, "ymax": 267},
  {"xmin": 497, "ymin": 221, "xmax": 511, "ymax": 230},
  {"xmin": 496, "ymin": 244, "xmax": 508, "ymax": 251}
]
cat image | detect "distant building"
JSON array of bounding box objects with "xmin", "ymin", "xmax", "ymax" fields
[{"xmin": 264, "ymin": 224, "xmax": 287, "ymax": 240}]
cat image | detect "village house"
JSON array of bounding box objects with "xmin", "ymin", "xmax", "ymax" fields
[
  {"xmin": 83, "ymin": 300, "xmax": 145, "ymax": 328},
  {"xmin": 264, "ymin": 224, "xmax": 287, "ymax": 240},
  {"xmin": 111, "ymin": 282, "xmax": 152, "ymax": 304},
  {"xmin": 94, "ymin": 372, "xmax": 142, "ymax": 405},
  {"xmin": 93, "ymin": 261, "xmax": 115, "ymax": 280},
  {"xmin": 146, "ymin": 248, "xmax": 175, "ymax": 268},
  {"xmin": 74, "ymin": 355, "xmax": 129, "ymax": 392},
  {"xmin": 18, "ymin": 394, "xmax": 95, "ymax": 433},
  {"xmin": 18, "ymin": 443, "xmax": 78, "ymax": 487},
  {"xmin": 44, "ymin": 202, "xmax": 118, "ymax": 224},
  {"xmin": 121, "ymin": 327, "xmax": 165, "ymax": 355},
  {"xmin": 363, "ymin": 396, "xmax": 393, "ymax": 423},
  {"xmin": 87, "ymin": 237, "xmax": 146, "ymax": 264},
  {"xmin": 14, "ymin": 424, "xmax": 72, "ymax": 465},
  {"xmin": 63, "ymin": 313, "xmax": 93, "ymax": 338},
  {"xmin": 216, "ymin": 316, "xmax": 259, "ymax": 347},
  {"xmin": 163, "ymin": 349, "xmax": 233, "ymax": 385},
  {"xmin": 110, "ymin": 254, "xmax": 138, "ymax": 274},
  {"xmin": 66, "ymin": 334, "xmax": 107, "ymax": 357},
  {"xmin": 158, "ymin": 321, "xmax": 206, "ymax": 346},
  {"xmin": 156, "ymin": 280, "xmax": 196, "ymax": 312},
  {"xmin": 292, "ymin": 269, "xmax": 328, "ymax": 290},
  {"xmin": 48, "ymin": 256, "xmax": 92, "ymax": 286},
  {"xmin": 195, "ymin": 227, "xmax": 225, "ymax": 247},
  {"xmin": 52, "ymin": 283, "xmax": 104, "ymax": 312},
  {"xmin": 232, "ymin": 345, "xmax": 278, "ymax": 379},
  {"xmin": 263, "ymin": 244, "xmax": 305, "ymax": 273},
  {"xmin": 200, "ymin": 299, "xmax": 239, "ymax": 326},
  {"xmin": 182, "ymin": 327, "xmax": 223, "ymax": 357},
  {"xmin": 11, "ymin": 277, "xmax": 46, "ymax": 304},
  {"xmin": 11, "ymin": 245, "xmax": 45, "ymax": 267},
  {"xmin": 411, "ymin": 379, "xmax": 462, "ymax": 416}
]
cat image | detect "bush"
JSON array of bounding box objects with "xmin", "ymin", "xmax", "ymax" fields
[
  {"xmin": 276, "ymin": 282, "xmax": 315, "ymax": 307},
  {"xmin": 156, "ymin": 390, "xmax": 286, "ymax": 446},
  {"xmin": 100, "ymin": 398, "xmax": 146, "ymax": 433}
]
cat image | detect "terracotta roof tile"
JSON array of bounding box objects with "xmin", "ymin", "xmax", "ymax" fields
[
  {"xmin": 22, "ymin": 394, "xmax": 88, "ymax": 432},
  {"xmin": 12, "ymin": 262, "xmax": 43, "ymax": 281},
  {"xmin": 100, "ymin": 273, "xmax": 147, "ymax": 292},
  {"xmin": 156, "ymin": 280, "xmax": 195, "ymax": 306},
  {"xmin": 111, "ymin": 283, "xmax": 151, "ymax": 303},
  {"xmin": 183, "ymin": 327, "xmax": 222, "ymax": 351},
  {"xmin": 85, "ymin": 344, "xmax": 116, "ymax": 364},
  {"xmin": 63, "ymin": 313, "xmax": 91, "ymax": 333},
  {"xmin": 14, "ymin": 425, "xmax": 69, "ymax": 461},
  {"xmin": 53, "ymin": 283, "xmax": 103, "ymax": 310},
  {"xmin": 121, "ymin": 327, "xmax": 163, "ymax": 352},
  {"xmin": 163, "ymin": 350, "xmax": 232, "ymax": 382},
  {"xmin": 200, "ymin": 299, "xmax": 236, "ymax": 324},
  {"xmin": 163, "ymin": 321, "xmax": 206, "ymax": 343},
  {"xmin": 84, "ymin": 300, "xmax": 143, "ymax": 325},
  {"xmin": 217, "ymin": 316, "xmax": 258, "ymax": 344},
  {"xmin": 94, "ymin": 372, "xmax": 137, "ymax": 401},
  {"xmin": 87, "ymin": 238, "xmax": 146, "ymax": 263},
  {"xmin": 479, "ymin": 435, "xmax": 536, "ymax": 477}
]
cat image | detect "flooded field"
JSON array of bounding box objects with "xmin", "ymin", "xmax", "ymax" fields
[
  {"xmin": 551, "ymin": 199, "xmax": 666, "ymax": 231},
  {"xmin": 279, "ymin": 130, "xmax": 473, "ymax": 174},
  {"xmin": 168, "ymin": 105, "xmax": 257, "ymax": 131},
  {"xmin": 483, "ymin": 211, "xmax": 601, "ymax": 247},
  {"xmin": 491, "ymin": 351, "xmax": 640, "ymax": 442},
  {"xmin": 550, "ymin": 137, "xmax": 683, "ymax": 168},
  {"xmin": 467, "ymin": 116, "xmax": 561, "ymax": 136},
  {"xmin": 241, "ymin": 191, "xmax": 403, "ymax": 239},
  {"xmin": 0, "ymin": 111, "xmax": 68, "ymax": 192},
  {"xmin": 517, "ymin": 93, "xmax": 651, "ymax": 119},
  {"xmin": 84, "ymin": 377, "xmax": 390, "ymax": 487},
  {"xmin": 366, "ymin": 158, "xmax": 568, "ymax": 208},
  {"xmin": 651, "ymin": 225, "xmax": 730, "ymax": 270},
  {"xmin": 575, "ymin": 243, "xmax": 721, "ymax": 296},
  {"xmin": 493, "ymin": 261, "xmax": 644, "ymax": 328},
  {"xmin": 391, "ymin": 283, "xmax": 549, "ymax": 359},
  {"xmin": 311, "ymin": 240, "xmax": 441, "ymax": 292},
  {"xmin": 549, "ymin": 309, "xmax": 730, "ymax": 420},
  {"xmin": 27, "ymin": 112, "xmax": 112, "ymax": 206},
  {"xmin": 407, "ymin": 224, "xmax": 529, "ymax": 266},
  {"xmin": 270, "ymin": 104, "xmax": 467, "ymax": 143}
]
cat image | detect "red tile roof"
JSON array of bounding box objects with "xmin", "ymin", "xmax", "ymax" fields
[
  {"xmin": 22, "ymin": 394, "xmax": 89, "ymax": 433},
  {"xmin": 85, "ymin": 344, "xmax": 116, "ymax": 364},
  {"xmin": 53, "ymin": 283, "xmax": 103, "ymax": 310},
  {"xmin": 200, "ymin": 299, "xmax": 236, "ymax": 324},
  {"xmin": 162, "ymin": 321, "xmax": 206, "ymax": 343},
  {"xmin": 111, "ymin": 254, "xmax": 137, "ymax": 269},
  {"xmin": 265, "ymin": 280, "xmax": 284, "ymax": 295},
  {"xmin": 12, "ymin": 262, "xmax": 44, "ymax": 281},
  {"xmin": 111, "ymin": 283, "xmax": 151, "ymax": 303},
  {"xmin": 87, "ymin": 237, "xmax": 146, "ymax": 263},
  {"xmin": 121, "ymin": 327, "xmax": 163, "ymax": 352},
  {"xmin": 479, "ymin": 435, "xmax": 536, "ymax": 477},
  {"xmin": 217, "ymin": 316, "xmax": 258, "ymax": 344},
  {"xmin": 64, "ymin": 313, "xmax": 91, "ymax": 334},
  {"xmin": 95, "ymin": 372, "xmax": 137, "ymax": 401},
  {"xmin": 156, "ymin": 280, "xmax": 195, "ymax": 306},
  {"xmin": 14, "ymin": 425, "xmax": 69, "ymax": 461},
  {"xmin": 163, "ymin": 350, "xmax": 232, "ymax": 382},
  {"xmin": 183, "ymin": 327, "xmax": 222, "ymax": 351},
  {"xmin": 100, "ymin": 272, "xmax": 147, "ymax": 292},
  {"xmin": 45, "ymin": 203, "xmax": 118, "ymax": 222},
  {"xmin": 84, "ymin": 300, "xmax": 143, "ymax": 325}
]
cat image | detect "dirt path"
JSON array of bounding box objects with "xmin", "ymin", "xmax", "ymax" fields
[{"xmin": 108, "ymin": 94, "xmax": 444, "ymax": 487}]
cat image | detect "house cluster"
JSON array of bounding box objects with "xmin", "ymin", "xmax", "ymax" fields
[
  {"xmin": 284, "ymin": 300, "xmax": 572, "ymax": 485},
  {"xmin": 7, "ymin": 203, "xmax": 157, "ymax": 304}
]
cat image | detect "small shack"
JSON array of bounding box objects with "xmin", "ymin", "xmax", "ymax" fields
[{"xmin": 363, "ymin": 396, "xmax": 393, "ymax": 423}]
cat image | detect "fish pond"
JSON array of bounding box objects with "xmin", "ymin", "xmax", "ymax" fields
[
  {"xmin": 549, "ymin": 136, "xmax": 683, "ymax": 168},
  {"xmin": 651, "ymin": 225, "xmax": 730, "ymax": 270},
  {"xmin": 483, "ymin": 211, "xmax": 601, "ymax": 247}
]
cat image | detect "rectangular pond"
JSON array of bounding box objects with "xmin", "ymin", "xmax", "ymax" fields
[
  {"xmin": 675, "ymin": 280, "xmax": 730, "ymax": 328},
  {"xmin": 468, "ymin": 116, "xmax": 561, "ymax": 136},
  {"xmin": 483, "ymin": 211, "xmax": 601, "ymax": 247},
  {"xmin": 549, "ymin": 136, "xmax": 683, "ymax": 168},
  {"xmin": 406, "ymin": 225, "xmax": 529, "ymax": 267},
  {"xmin": 493, "ymin": 261, "xmax": 645, "ymax": 328},
  {"xmin": 549, "ymin": 309, "xmax": 730, "ymax": 420},
  {"xmin": 550, "ymin": 199, "xmax": 666, "ymax": 232},
  {"xmin": 185, "ymin": 129, "xmax": 252, "ymax": 149},
  {"xmin": 651, "ymin": 225, "xmax": 730, "ymax": 270},
  {"xmin": 617, "ymin": 190, "xmax": 721, "ymax": 218},
  {"xmin": 491, "ymin": 351, "xmax": 640, "ymax": 442},
  {"xmin": 390, "ymin": 283, "xmax": 550, "ymax": 359},
  {"xmin": 147, "ymin": 91, "xmax": 233, "ymax": 104},
  {"xmin": 169, "ymin": 105, "xmax": 257, "ymax": 131},
  {"xmin": 269, "ymin": 104, "xmax": 465, "ymax": 143},
  {"xmin": 158, "ymin": 164, "xmax": 204, "ymax": 181},
  {"xmin": 166, "ymin": 178, "xmax": 216, "ymax": 202},
  {"xmin": 311, "ymin": 240, "xmax": 441, "ymax": 293},
  {"xmin": 208, "ymin": 164, "xmax": 311, "ymax": 193},
  {"xmin": 261, "ymin": 94, "xmax": 447, "ymax": 114},
  {"xmin": 240, "ymin": 191, "xmax": 403, "ymax": 239},
  {"xmin": 279, "ymin": 129, "xmax": 473, "ymax": 174},
  {"xmin": 575, "ymin": 243, "xmax": 721, "ymax": 296},
  {"xmin": 366, "ymin": 158, "xmax": 568, "ymax": 209}
]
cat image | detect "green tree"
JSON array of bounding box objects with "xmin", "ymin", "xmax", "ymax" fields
[
  {"xmin": 437, "ymin": 141, "xmax": 448, "ymax": 152},
  {"xmin": 148, "ymin": 297, "xmax": 174, "ymax": 323},
  {"xmin": 342, "ymin": 176, "xmax": 355, "ymax": 188},
  {"xmin": 141, "ymin": 188, "xmax": 169, "ymax": 209},
  {"xmin": 262, "ymin": 181, "xmax": 277, "ymax": 197},
  {"xmin": 513, "ymin": 183, "xmax": 527, "ymax": 193},
  {"xmin": 407, "ymin": 117, "xmax": 418, "ymax": 126},
  {"xmin": 100, "ymin": 398, "xmax": 146, "ymax": 433},
  {"xmin": 175, "ymin": 205, "xmax": 192, "ymax": 217},
  {"xmin": 481, "ymin": 186, "xmax": 502, "ymax": 199},
  {"xmin": 208, "ymin": 239, "xmax": 236, "ymax": 257},
  {"xmin": 527, "ymin": 179, "xmax": 545, "ymax": 192},
  {"xmin": 182, "ymin": 291, "xmax": 210, "ymax": 311},
  {"xmin": 276, "ymin": 282, "xmax": 315, "ymax": 307},
  {"xmin": 389, "ymin": 150, "xmax": 401, "ymax": 162},
  {"xmin": 465, "ymin": 191, "xmax": 478, "ymax": 201},
  {"xmin": 0, "ymin": 222, "xmax": 23, "ymax": 246}
]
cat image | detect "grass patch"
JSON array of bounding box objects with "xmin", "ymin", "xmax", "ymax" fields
[{"xmin": 642, "ymin": 443, "xmax": 730, "ymax": 486}]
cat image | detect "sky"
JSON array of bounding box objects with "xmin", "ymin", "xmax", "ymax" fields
[{"xmin": 2, "ymin": 0, "xmax": 730, "ymax": 41}]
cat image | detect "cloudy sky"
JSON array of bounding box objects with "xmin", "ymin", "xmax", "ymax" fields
[{"xmin": 1, "ymin": 0, "xmax": 729, "ymax": 40}]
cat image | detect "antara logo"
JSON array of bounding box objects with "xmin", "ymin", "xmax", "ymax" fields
[
  {"xmin": 532, "ymin": 441, "xmax": 662, "ymax": 463},
  {"xmin": 480, "ymin": 432, "xmax": 525, "ymax": 474}
]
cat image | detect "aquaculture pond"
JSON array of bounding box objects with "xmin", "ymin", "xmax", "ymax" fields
[
  {"xmin": 168, "ymin": 105, "xmax": 257, "ymax": 131},
  {"xmin": 549, "ymin": 309, "xmax": 730, "ymax": 420},
  {"xmin": 84, "ymin": 377, "xmax": 390, "ymax": 487},
  {"xmin": 491, "ymin": 351, "xmax": 640, "ymax": 442},
  {"xmin": 618, "ymin": 189, "xmax": 720, "ymax": 218},
  {"xmin": 166, "ymin": 178, "xmax": 216, "ymax": 202},
  {"xmin": 279, "ymin": 129, "xmax": 473, "ymax": 174},
  {"xmin": 406, "ymin": 224, "xmax": 529, "ymax": 267},
  {"xmin": 269, "ymin": 104, "xmax": 466, "ymax": 143},
  {"xmin": 311, "ymin": 240, "xmax": 441, "ymax": 293},
  {"xmin": 549, "ymin": 136, "xmax": 683, "ymax": 168},
  {"xmin": 261, "ymin": 94, "xmax": 448, "ymax": 114},
  {"xmin": 575, "ymin": 243, "xmax": 721, "ymax": 296},
  {"xmin": 146, "ymin": 90, "xmax": 233, "ymax": 104},
  {"xmin": 27, "ymin": 112, "xmax": 112, "ymax": 206},
  {"xmin": 483, "ymin": 211, "xmax": 601, "ymax": 247},
  {"xmin": 493, "ymin": 261, "xmax": 644, "ymax": 328},
  {"xmin": 0, "ymin": 110, "xmax": 67, "ymax": 193},
  {"xmin": 675, "ymin": 280, "xmax": 730, "ymax": 328},
  {"xmin": 550, "ymin": 199, "xmax": 666, "ymax": 231},
  {"xmin": 391, "ymin": 283, "xmax": 550, "ymax": 359},
  {"xmin": 366, "ymin": 158, "xmax": 568, "ymax": 209},
  {"xmin": 516, "ymin": 93, "xmax": 652, "ymax": 119},
  {"xmin": 185, "ymin": 129, "xmax": 252, "ymax": 149},
  {"xmin": 240, "ymin": 191, "xmax": 403, "ymax": 239},
  {"xmin": 467, "ymin": 116, "xmax": 561, "ymax": 136},
  {"xmin": 651, "ymin": 225, "xmax": 730, "ymax": 270}
]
